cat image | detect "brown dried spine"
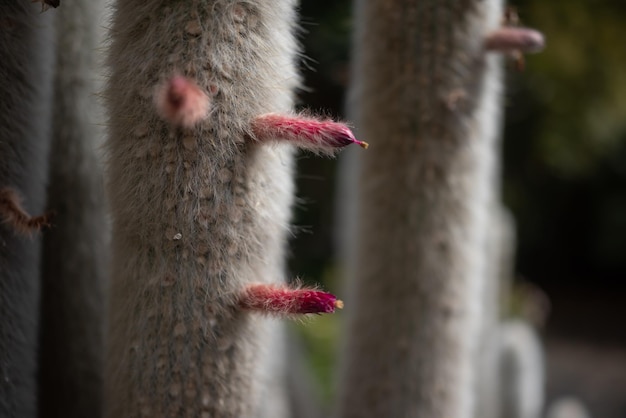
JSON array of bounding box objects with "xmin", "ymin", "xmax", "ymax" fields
[{"xmin": 0, "ymin": 187, "xmax": 51, "ymax": 235}]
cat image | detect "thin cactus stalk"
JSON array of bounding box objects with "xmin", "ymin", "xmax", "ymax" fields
[
  {"xmin": 475, "ymin": 205, "xmax": 517, "ymax": 418},
  {"xmin": 498, "ymin": 320, "xmax": 545, "ymax": 418},
  {"xmin": 337, "ymin": 0, "xmax": 506, "ymax": 417},
  {"xmin": 37, "ymin": 0, "xmax": 108, "ymax": 416},
  {"xmin": 104, "ymin": 1, "xmax": 355, "ymax": 416},
  {"xmin": 0, "ymin": 3, "xmax": 55, "ymax": 416}
]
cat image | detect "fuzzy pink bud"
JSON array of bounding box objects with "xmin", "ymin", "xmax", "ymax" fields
[
  {"xmin": 154, "ymin": 76, "xmax": 210, "ymax": 128},
  {"xmin": 251, "ymin": 113, "xmax": 368, "ymax": 154},
  {"xmin": 239, "ymin": 283, "xmax": 343, "ymax": 316},
  {"xmin": 485, "ymin": 27, "xmax": 545, "ymax": 54}
]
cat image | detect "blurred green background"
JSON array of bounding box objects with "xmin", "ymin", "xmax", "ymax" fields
[{"xmin": 289, "ymin": 0, "xmax": 626, "ymax": 414}]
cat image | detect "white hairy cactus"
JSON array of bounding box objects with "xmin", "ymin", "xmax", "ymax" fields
[
  {"xmin": 38, "ymin": 0, "xmax": 109, "ymax": 416},
  {"xmin": 104, "ymin": 1, "xmax": 358, "ymax": 416},
  {"xmin": 336, "ymin": 1, "xmax": 544, "ymax": 417},
  {"xmin": 0, "ymin": 3, "xmax": 55, "ymax": 416},
  {"xmin": 498, "ymin": 320, "xmax": 545, "ymax": 418}
]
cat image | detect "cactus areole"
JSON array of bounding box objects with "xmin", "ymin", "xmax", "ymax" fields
[{"xmin": 104, "ymin": 1, "xmax": 358, "ymax": 417}]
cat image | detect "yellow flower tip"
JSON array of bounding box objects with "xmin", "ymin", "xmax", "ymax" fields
[
  {"xmin": 334, "ymin": 299, "xmax": 344, "ymax": 310},
  {"xmin": 359, "ymin": 141, "xmax": 369, "ymax": 149}
]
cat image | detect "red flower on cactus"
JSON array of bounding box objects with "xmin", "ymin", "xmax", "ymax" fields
[
  {"xmin": 251, "ymin": 113, "xmax": 368, "ymax": 154},
  {"xmin": 485, "ymin": 27, "xmax": 545, "ymax": 54},
  {"xmin": 240, "ymin": 283, "xmax": 343, "ymax": 316}
]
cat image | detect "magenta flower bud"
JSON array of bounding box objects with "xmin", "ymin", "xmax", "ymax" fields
[
  {"xmin": 485, "ymin": 27, "xmax": 545, "ymax": 54},
  {"xmin": 251, "ymin": 113, "xmax": 368, "ymax": 154},
  {"xmin": 239, "ymin": 283, "xmax": 344, "ymax": 316}
]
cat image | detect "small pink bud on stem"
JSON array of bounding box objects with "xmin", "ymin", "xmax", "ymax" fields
[
  {"xmin": 0, "ymin": 187, "xmax": 51, "ymax": 235},
  {"xmin": 485, "ymin": 27, "xmax": 545, "ymax": 54},
  {"xmin": 155, "ymin": 75, "xmax": 210, "ymax": 128},
  {"xmin": 251, "ymin": 113, "xmax": 368, "ymax": 154},
  {"xmin": 239, "ymin": 283, "xmax": 343, "ymax": 316}
]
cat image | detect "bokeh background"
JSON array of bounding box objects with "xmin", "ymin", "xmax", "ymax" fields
[{"xmin": 289, "ymin": 1, "xmax": 626, "ymax": 416}]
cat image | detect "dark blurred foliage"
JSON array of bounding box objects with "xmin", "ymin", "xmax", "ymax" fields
[
  {"xmin": 506, "ymin": 1, "xmax": 626, "ymax": 289},
  {"xmin": 291, "ymin": 0, "xmax": 626, "ymax": 345},
  {"xmin": 289, "ymin": 0, "xmax": 351, "ymax": 281}
]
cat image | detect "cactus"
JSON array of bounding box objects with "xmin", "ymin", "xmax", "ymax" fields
[
  {"xmin": 0, "ymin": 3, "xmax": 55, "ymax": 416},
  {"xmin": 104, "ymin": 1, "xmax": 357, "ymax": 416},
  {"xmin": 498, "ymin": 320, "xmax": 545, "ymax": 418},
  {"xmin": 336, "ymin": 0, "xmax": 541, "ymax": 417},
  {"xmin": 37, "ymin": 0, "xmax": 109, "ymax": 417},
  {"xmin": 475, "ymin": 205, "xmax": 517, "ymax": 418}
]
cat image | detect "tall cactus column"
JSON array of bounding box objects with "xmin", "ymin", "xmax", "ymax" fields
[
  {"xmin": 0, "ymin": 4, "xmax": 55, "ymax": 417},
  {"xmin": 104, "ymin": 1, "xmax": 357, "ymax": 417},
  {"xmin": 337, "ymin": 1, "xmax": 505, "ymax": 417},
  {"xmin": 38, "ymin": 0, "xmax": 108, "ymax": 416}
]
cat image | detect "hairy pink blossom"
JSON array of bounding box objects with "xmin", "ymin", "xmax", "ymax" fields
[
  {"xmin": 239, "ymin": 283, "xmax": 343, "ymax": 316},
  {"xmin": 251, "ymin": 113, "xmax": 368, "ymax": 154},
  {"xmin": 154, "ymin": 75, "xmax": 210, "ymax": 128},
  {"xmin": 485, "ymin": 27, "xmax": 545, "ymax": 53}
]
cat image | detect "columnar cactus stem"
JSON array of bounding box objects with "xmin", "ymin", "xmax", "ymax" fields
[
  {"xmin": 337, "ymin": 0, "xmax": 505, "ymax": 417},
  {"xmin": 0, "ymin": 3, "xmax": 55, "ymax": 416},
  {"xmin": 104, "ymin": 1, "xmax": 356, "ymax": 416},
  {"xmin": 498, "ymin": 320, "xmax": 545, "ymax": 418},
  {"xmin": 38, "ymin": 0, "xmax": 108, "ymax": 416},
  {"xmin": 474, "ymin": 205, "xmax": 517, "ymax": 418}
]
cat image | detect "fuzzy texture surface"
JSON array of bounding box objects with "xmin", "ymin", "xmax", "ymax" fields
[
  {"xmin": 0, "ymin": 3, "xmax": 55, "ymax": 416},
  {"xmin": 337, "ymin": 0, "xmax": 504, "ymax": 417},
  {"xmin": 104, "ymin": 1, "xmax": 300, "ymax": 416},
  {"xmin": 474, "ymin": 205, "xmax": 517, "ymax": 418},
  {"xmin": 37, "ymin": 0, "xmax": 108, "ymax": 416}
]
